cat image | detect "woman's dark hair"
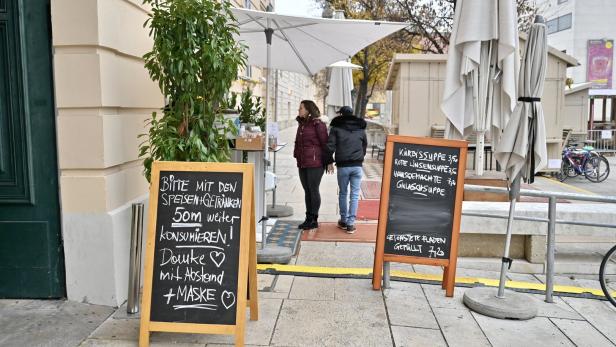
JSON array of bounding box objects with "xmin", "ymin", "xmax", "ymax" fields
[{"xmin": 301, "ymin": 100, "xmax": 321, "ymax": 120}]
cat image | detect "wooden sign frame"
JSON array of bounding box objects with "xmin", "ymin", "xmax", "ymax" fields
[
  {"xmin": 372, "ymin": 135, "xmax": 468, "ymax": 297},
  {"xmin": 139, "ymin": 161, "xmax": 258, "ymax": 347}
]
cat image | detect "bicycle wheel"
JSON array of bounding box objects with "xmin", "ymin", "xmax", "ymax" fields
[
  {"xmin": 600, "ymin": 244, "xmax": 616, "ymax": 308},
  {"xmin": 585, "ymin": 155, "xmax": 610, "ymax": 183},
  {"xmin": 557, "ymin": 160, "xmax": 574, "ymax": 182}
]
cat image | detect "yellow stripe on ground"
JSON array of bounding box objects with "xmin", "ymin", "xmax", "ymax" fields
[
  {"xmin": 257, "ymin": 264, "xmax": 609, "ymax": 297},
  {"xmin": 537, "ymin": 176, "xmax": 597, "ymax": 196}
]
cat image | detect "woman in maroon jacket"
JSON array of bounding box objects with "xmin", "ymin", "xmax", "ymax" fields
[{"xmin": 294, "ymin": 100, "xmax": 329, "ymax": 230}]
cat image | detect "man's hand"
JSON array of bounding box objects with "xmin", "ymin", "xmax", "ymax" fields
[{"xmin": 327, "ymin": 164, "xmax": 335, "ymax": 174}]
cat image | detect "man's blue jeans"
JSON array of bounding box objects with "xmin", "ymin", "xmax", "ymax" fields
[{"xmin": 337, "ymin": 166, "xmax": 363, "ymax": 226}]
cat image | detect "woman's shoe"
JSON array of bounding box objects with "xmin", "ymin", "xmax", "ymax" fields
[
  {"xmin": 304, "ymin": 217, "xmax": 319, "ymax": 231},
  {"xmin": 298, "ymin": 214, "xmax": 311, "ymax": 229}
]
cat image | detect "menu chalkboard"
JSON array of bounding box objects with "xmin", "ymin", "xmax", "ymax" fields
[
  {"xmin": 151, "ymin": 170, "xmax": 243, "ymax": 324},
  {"xmin": 140, "ymin": 162, "xmax": 257, "ymax": 346},
  {"xmin": 372, "ymin": 136, "xmax": 467, "ymax": 297},
  {"xmin": 384, "ymin": 142, "xmax": 461, "ymax": 259}
]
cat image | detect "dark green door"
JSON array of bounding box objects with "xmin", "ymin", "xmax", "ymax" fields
[{"xmin": 0, "ymin": 0, "xmax": 64, "ymax": 298}]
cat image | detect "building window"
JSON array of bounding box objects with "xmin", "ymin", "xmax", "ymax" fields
[
  {"xmin": 547, "ymin": 13, "xmax": 572, "ymax": 34},
  {"xmin": 244, "ymin": 0, "xmax": 252, "ymax": 9}
]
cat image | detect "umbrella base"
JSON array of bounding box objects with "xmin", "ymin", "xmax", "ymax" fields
[
  {"xmin": 267, "ymin": 204, "xmax": 294, "ymax": 217},
  {"xmin": 463, "ymin": 287, "xmax": 538, "ymax": 320},
  {"xmin": 257, "ymin": 245, "xmax": 293, "ymax": 264}
]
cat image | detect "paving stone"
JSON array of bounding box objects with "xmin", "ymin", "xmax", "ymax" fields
[
  {"xmin": 550, "ymin": 318, "xmax": 614, "ymax": 347},
  {"xmin": 259, "ymin": 275, "xmax": 294, "ymax": 299},
  {"xmin": 421, "ymin": 284, "xmax": 468, "ymax": 310},
  {"xmin": 473, "ymin": 314, "xmax": 575, "ymax": 346},
  {"xmin": 296, "ymin": 241, "xmax": 374, "ymax": 268},
  {"xmin": 80, "ymin": 339, "xmax": 206, "ymax": 347},
  {"xmin": 384, "ymin": 282, "xmax": 439, "ymax": 329},
  {"xmin": 507, "ymin": 273, "xmax": 543, "ymax": 284},
  {"xmin": 432, "ymin": 308, "xmax": 490, "ymax": 347},
  {"xmin": 89, "ymin": 318, "xmax": 140, "ymax": 341},
  {"xmin": 390, "ymin": 326, "xmax": 446, "ymax": 347},
  {"xmin": 456, "ymin": 268, "xmax": 501, "ymax": 279},
  {"xmin": 150, "ymin": 298, "xmax": 282, "ymax": 346},
  {"xmin": 413, "ymin": 264, "xmax": 444, "ymax": 275},
  {"xmin": 0, "ymin": 300, "xmax": 114, "ymax": 347},
  {"xmin": 271, "ymin": 299, "xmax": 390, "ymax": 346},
  {"xmin": 529, "ymin": 294, "xmax": 583, "ymax": 320},
  {"xmin": 289, "ymin": 276, "xmax": 334, "ymax": 300},
  {"xmin": 334, "ymin": 278, "xmax": 382, "ymax": 303},
  {"xmin": 561, "ymin": 297, "xmax": 616, "ymax": 344},
  {"xmin": 258, "ymin": 274, "xmax": 275, "ymax": 291}
]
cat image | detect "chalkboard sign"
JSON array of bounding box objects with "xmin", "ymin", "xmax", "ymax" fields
[
  {"xmin": 384, "ymin": 142, "xmax": 461, "ymax": 259},
  {"xmin": 140, "ymin": 161, "xmax": 258, "ymax": 347},
  {"xmin": 373, "ymin": 136, "xmax": 467, "ymax": 297}
]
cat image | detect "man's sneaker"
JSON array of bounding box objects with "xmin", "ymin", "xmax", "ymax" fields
[
  {"xmin": 346, "ymin": 225, "xmax": 356, "ymax": 234},
  {"xmin": 337, "ymin": 220, "xmax": 347, "ymax": 229}
]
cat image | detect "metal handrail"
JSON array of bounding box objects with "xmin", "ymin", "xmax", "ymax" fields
[{"xmin": 463, "ymin": 184, "xmax": 616, "ymax": 303}]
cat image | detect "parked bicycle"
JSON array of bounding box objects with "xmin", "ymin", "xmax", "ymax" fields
[
  {"xmin": 556, "ymin": 142, "xmax": 610, "ymax": 183},
  {"xmin": 600, "ymin": 244, "xmax": 616, "ymax": 307}
]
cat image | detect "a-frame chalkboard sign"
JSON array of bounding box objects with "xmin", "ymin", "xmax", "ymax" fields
[
  {"xmin": 372, "ymin": 135, "xmax": 468, "ymax": 297},
  {"xmin": 140, "ymin": 161, "xmax": 258, "ymax": 347}
]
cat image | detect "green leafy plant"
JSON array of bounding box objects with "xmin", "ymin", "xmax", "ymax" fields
[
  {"xmin": 237, "ymin": 88, "xmax": 266, "ymax": 131},
  {"xmin": 139, "ymin": 0, "xmax": 246, "ymax": 181}
]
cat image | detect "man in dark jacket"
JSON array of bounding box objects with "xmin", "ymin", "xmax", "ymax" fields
[{"xmin": 326, "ymin": 106, "xmax": 367, "ymax": 233}]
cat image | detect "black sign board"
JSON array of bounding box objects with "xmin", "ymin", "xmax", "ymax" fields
[{"xmin": 384, "ymin": 142, "xmax": 461, "ymax": 259}]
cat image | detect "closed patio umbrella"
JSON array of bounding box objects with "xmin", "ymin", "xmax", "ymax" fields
[
  {"xmin": 441, "ymin": 0, "xmax": 519, "ymax": 175},
  {"xmin": 463, "ymin": 16, "xmax": 548, "ymax": 320}
]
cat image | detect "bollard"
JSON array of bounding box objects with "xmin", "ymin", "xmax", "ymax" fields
[{"xmin": 127, "ymin": 203, "xmax": 144, "ymax": 314}]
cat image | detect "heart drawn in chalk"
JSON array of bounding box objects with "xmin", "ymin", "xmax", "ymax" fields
[
  {"xmin": 210, "ymin": 251, "xmax": 225, "ymax": 268},
  {"xmin": 221, "ymin": 291, "xmax": 236, "ymax": 309}
]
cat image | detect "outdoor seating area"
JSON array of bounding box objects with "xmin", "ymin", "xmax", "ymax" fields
[{"xmin": 3, "ymin": 0, "xmax": 616, "ymax": 346}]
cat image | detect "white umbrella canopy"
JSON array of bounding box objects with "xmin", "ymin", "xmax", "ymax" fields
[
  {"xmin": 441, "ymin": 0, "xmax": 520, "ymax": 175},
  {"xmin": 231, "ymin": 8, "xmax": 408, "ymax": 75},
  {"xmin": 326, "ymin": 62, "xmax": 356, "ymax": 108},
  {"xmin": 230, "ymin": 7, "xmax": 408, "ymax": 248},
  {"xmin": 328, "ymin": 60, "xmax": 362, "ymax": 69},
  {"xmin": 495, "ymin": 21, "xmax": 548, "ymax": 183}
]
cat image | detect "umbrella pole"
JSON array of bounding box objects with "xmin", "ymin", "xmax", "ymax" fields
[
  {"xmin": 497, "ymin": 174, "xmax": 521, "ymax": 298},
  {"xmin": 257, "ymin": 25, "xmax": 293, "ymax": 264}
]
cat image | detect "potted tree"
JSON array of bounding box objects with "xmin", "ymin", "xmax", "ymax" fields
[{"xmin": 139, "ymin": 0, "xmax": 246, "ymax": 181}]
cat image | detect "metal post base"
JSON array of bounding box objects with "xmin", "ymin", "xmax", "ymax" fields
[
  {"xmin": 267, "ymin": 204, "xmax": 294, "ymax": 217},
  {"xmin": 257, "ymin": 245, "xmax": 293, "ymax": 264},
  {"xmin": 463, "ymin": 287, "xmax": 538, "ymax": 320}
]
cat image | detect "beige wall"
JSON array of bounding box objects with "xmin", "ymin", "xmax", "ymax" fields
[
  {"xmin": 564, "ymin": 85, "xmax": 591, "ymax": 132},
  {"xmin": 387, "ymin": 49, "xmax": 576, "ymax": 171},
  {"xmin": 52, "ymin": 0, "xmax": 162, "ymax": 306}
]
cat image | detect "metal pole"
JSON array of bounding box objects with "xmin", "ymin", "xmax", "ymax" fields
[
  {"xmin": 383, "ymin": 262, "xmax": 391, "ymax": 289},
  {"xmin": 261, "ymin": 24, "xmax": 273, "ymax": 250},
  {"xmin": 497, "ymin": 175, "xmax": 521, "ymax": 298},
  {"xmin": 546, "ymin": 196, "xmax": 557, "ymax": 303},
  {"xmin": 272, "ymin": 69, "xmax": 279, "ymax": 209},
  {"xmin": 127, "ymin": 203, "xmax": 144, "ymax": 314}
]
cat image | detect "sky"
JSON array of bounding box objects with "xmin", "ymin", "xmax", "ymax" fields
[{"xmin": 274, "ymin": 0, "xmax": 322, "ymax": 17}]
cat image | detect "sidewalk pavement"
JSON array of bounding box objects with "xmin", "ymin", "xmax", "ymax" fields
[
  {"xmin": 3, "ymin": 126, "xmax": 616, "ymax": 346},
  {"xmin": 3, "ymin": 242, "xmax": 616, "ymax": 346}
]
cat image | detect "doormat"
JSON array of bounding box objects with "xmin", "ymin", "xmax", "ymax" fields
[
  {"xmin": 266, "ymin": 220, "xmax": 303, "ymax": 255},
  {"xmin": 356, "ymin": 199, "xmax": 380, "ymax": 220},
  {"xmin": 301, "ymin": 222, "xmax": 377, "ymax": 243}
]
